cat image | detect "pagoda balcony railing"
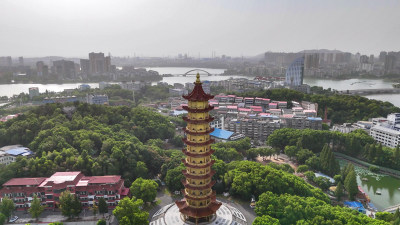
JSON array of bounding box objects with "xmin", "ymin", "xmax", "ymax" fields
[
  {"xmin": 182, "ymin": 149, "xmax": 214, "ymax": 158},
  {"xmin": 182, "ymin": 105, "xmax": 214, "ymax": 113},
  {"xmin": 182, "ymin": 180, "xmax": 216, "ymax": 190},
  {"xmin": 183, "ymin": 127, "xmax": 214, "ymax": 135},
  {"xmin": 182, "ymin": 170, "xmax": 215, "ymax": 180},
  {"xmin": 182, "ymin": 159, "xmax": 215, "ymax": 168},
  {"xmin": 182, "ymin": 139, "xmax": 214, "ymax": 146},
  {"xmin": 183, "ymin": 190, "xmax": 214, "ymax": 201},
  {"xmin": 182, "ymin": 116, "xmax": 214, "ymax": 124}
]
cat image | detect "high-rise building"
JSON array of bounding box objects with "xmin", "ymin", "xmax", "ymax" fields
[
  {"xmin": 53, "ymin": 60, "xmax": 76, "ymax": 78},
  {"xmin": 304, "ymin": 53, "xmax": 319, "ymax": 69},
  {"xmin": 285, "ymin": 57, "xmax": 304, "ymax": 86},
  {"xmin": 384, "ymin": 54, "xmax": 396, "ymax": 74},
  {"xmin": 176, "ymin": 74, "xmax": 221, "ymax": 223},
  {"xmin": 0, "ymin": 56, "xmax": 12, "ymax": 67},
  {"xmin": 29, "ymin": 87, "xmax": 39, "ymax": 99},
  {"xmin": 18, "ymin": 57, "xmax": 24, "ymax": 66},
  {"xmin": 36, "ymin": 61, "xmax": 49, "ymax": 76},
  {"xmin": 379, "ymin": 51, "xmax": 387, "ymax": 63},
  {"xmin": 80, "ymin": 59, "xmax": 90, "ymax": 74},
  {"xmin": 88, "ymin": 52, "xmax": 111, "ymax": 76}
]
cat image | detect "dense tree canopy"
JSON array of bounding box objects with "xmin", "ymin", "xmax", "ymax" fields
[
  {"xmin": 112, "ymin": 197, "xmax": 148, "ymax": 225},
  {"xmin": 255, "ymin": 191, "xmax": 389, "ymax": 225},
  {"xmin": 130, "ymin": 178, "xmax": 158, "ymax": 203},
  {"xmin": 0, "ymin": 103, "xmax": 176, "ymax": 186}
]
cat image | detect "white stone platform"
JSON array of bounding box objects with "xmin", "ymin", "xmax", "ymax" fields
[{"xmin": 150, "ymin": 203, "xmax": 247, "ymax": 225}]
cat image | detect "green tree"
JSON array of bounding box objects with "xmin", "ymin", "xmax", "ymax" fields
[
  {"xmin": 0, "ymin": 213, "xmax": 5, "ymax": 225},
  {"xmin": 296, "ymin": 165, "xmax": 309, "ymax": 173},
  {"xmin": 335, "ymin": 181, "xmax": 344, "ymax": 201},
  {"xmin": 48, "ymin": 223, "xmax": 63, "ymax": 225},
  {"xmin": 91, "ymin": 202, "xmax": 98, "ymax": 216},
  {"xmin": 253, "ymin": 215, "xmax": 281, "ymax": 225},
  {"xmin": 112, "ymin": 197, "xmax": 148, "ymax": 225},
  {"xmin": 344, "ymin": 170, "xmax": 358, "ymax": 200},
  {"xmin": 296, "ymin": 149, "xmax": 314, "ymax": 164},
  {"xmin": 135, "ymin": 161, "xmax": 149, "ymax": 179},
  {"xmin": 284, "ymin": 146, "xmax": 297, "ymax": 160},
  {"xmin": 0, "ymin": 197, "xmax": 15, "ymax": 221},
  {"xmin": 130, "ymin": 178, "xmax": 158, "ymax": 203},
  {"xmin": 59, "ymin": 191, "xmax": 82, "ymax": 219},
  {"xmin": 28, "ymin": 195, "xmax": 44, "ymax": 221},
  {"xmin": 165, "ymin": 165, "xmax": 185, "ymax": 192},
  {"xmin": 98, "ymin": 197, "xmax": 108, "ymax": 216},
  {"xmin": 97, "ymin": 219, "xmax": 106, "ymax": 225}
]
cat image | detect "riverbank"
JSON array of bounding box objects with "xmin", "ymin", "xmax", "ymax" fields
[{"xmin": 334, "ymin": 152, "xmax": 400, "ymax": 178}]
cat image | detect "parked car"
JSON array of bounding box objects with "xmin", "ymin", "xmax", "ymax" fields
[
  {"xmin": 250, "ymin": 197, "xmax": 256, "ymax": 208},
  {"xmin": 9, "ymin": 216, "xmax": 18, "ymax": 223}
]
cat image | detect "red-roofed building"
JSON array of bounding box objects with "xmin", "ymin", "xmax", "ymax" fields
[{"xmin": 0, "ymin": 172, "xmax": 129, "ymax": 211}]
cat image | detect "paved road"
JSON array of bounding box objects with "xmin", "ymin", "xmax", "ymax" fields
[
  {"xmin": 10, "ymin": 209, "xmax": 112, "ymax": 224},
  {"xmin": 148, "ymin": 188, "xmax": 256, "ymax": 224}
]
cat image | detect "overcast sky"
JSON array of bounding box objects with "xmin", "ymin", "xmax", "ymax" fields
[{"xmin": 1, "ymin": 0, "xmax": 399, "ymax": 57}]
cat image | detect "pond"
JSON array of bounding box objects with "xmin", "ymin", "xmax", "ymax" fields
[{"xmin": 338, "ymin": 159, "xmax": 400, "ymax": 210}]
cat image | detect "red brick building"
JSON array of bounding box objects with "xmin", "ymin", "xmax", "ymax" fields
[{"xmin": 0, "ymin": 172, "xmax": 130, "ymax": 211}]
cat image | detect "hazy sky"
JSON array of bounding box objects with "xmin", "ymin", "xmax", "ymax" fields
[{"xmin": 1, "ymin": 0, "xmax": 399, "ymax": 57}]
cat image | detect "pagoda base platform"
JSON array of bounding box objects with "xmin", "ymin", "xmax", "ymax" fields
[{"xmin": 150, "ymin": 202, "xmax": 247, "ymax": 225}]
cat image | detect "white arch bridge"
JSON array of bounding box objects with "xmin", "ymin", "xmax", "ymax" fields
[{"xmin": 162, "ymin": 69, "xmax": 222, "ymax": 76}]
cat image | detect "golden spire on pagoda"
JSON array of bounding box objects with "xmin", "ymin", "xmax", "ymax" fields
[{"xmin": 195, "ymin": 73, "xmax": 201, "ymax": 84}]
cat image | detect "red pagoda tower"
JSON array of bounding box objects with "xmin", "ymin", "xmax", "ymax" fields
[{"xmin": 175, "ymin": 74, "xmax": 221, "ymax": 224}]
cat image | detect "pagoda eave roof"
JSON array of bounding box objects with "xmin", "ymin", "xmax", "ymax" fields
[
  {"xmin": 182, "ymin": 149, "xmax": 215, "ymax": 157},
  {"xmin": 175, "ymin": 200, "xmax": 221, "ymax": 218},
  {"xmin": 182, "ymin": 159, "xmax": 215, "ymax": 168}
]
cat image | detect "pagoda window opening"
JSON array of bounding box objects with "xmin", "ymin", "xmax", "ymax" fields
[
  {"xmin": 200, "ymin": 202, "xmax": 203, "ymax": 206},
  {"xmin": 200, "ymin": 182, "xmax": 203, "ymax": 184},
  {"xmin": 200, "ymin": 160, "xmax": 203, "ymax": 163}
]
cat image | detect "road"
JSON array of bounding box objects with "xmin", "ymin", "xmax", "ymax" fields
[{"xmin": 148, "ymin": 188, "xmax": 256, "ymax": 224}]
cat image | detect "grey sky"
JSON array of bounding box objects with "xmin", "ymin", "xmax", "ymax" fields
[{"xmin": 1, "ymin": 0, "xmax": 399, "ymax": 57}]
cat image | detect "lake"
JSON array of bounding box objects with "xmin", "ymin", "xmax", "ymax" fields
[
  {"xmin": 339, "ymin": 159, "xmax": 400, "ymax": 210},
  {"xmin": 0, "ymin": 83, "xmax": 99, "ymax": 98}
]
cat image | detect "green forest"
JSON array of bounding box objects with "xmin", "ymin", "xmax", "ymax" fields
[{"xmin": 0, "ymin": 102, "xmax": 396, "ymax": 224}]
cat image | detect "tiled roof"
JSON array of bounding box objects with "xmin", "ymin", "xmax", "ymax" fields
[
  {"xmin": 85, "ymin": 176, "xmax": 121, "ymax": 184},
  {"xmin": 3, "ymin": 177, "xmax": 46, "ymax": 186}
]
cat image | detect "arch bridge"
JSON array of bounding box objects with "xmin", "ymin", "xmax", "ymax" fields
[{"xmin": 182, "ymin": 69, "xmax": 212, "ymax": 77}]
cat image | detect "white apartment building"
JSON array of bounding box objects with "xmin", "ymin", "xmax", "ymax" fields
[
  {"xmin": 0, "ymin": 151, "xmax": 16, "ymax": 165},
  {"xmin": 370, "ymin": 125, "xmax": 400, "ymax": 148}
]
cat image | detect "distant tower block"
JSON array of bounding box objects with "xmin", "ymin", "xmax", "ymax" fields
[{"xmin": 175, "ymin": 73, "xmax": 221, "ymax": 224}]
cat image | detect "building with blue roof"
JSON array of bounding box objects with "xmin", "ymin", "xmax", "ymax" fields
[
  {"xmin": 344, "ymin": 201, "xmax": 366, "ymax": 214},
  {"xmin": 210, "ymin": 128, "xmax": 244, "ymax": 142},
  {"xmin": 0, "ymin": 145, "xmax": 34, "ymax": 165}
]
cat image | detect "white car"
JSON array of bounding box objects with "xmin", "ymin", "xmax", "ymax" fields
[
  {"xmin": 250, "ymin": 198, "xmax": 256, "ymax": 208},
  {"xmin": 9, "ymin": 216, "xmax": 18, "ymax": 223}
]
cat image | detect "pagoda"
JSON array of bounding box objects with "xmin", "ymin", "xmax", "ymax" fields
[{"xmin": 175, "ymin": 74, "xmax": 221, "ymax": 224}]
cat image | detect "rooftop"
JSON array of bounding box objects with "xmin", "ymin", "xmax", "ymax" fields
[
  {"xmin": 3, "ymin": 177, "xmax": 46, "ymax": 186},
  {"xmin": 210, "ymin": 128, "xmax": 234, "ymax": 140},
  {"xmin": 42, "ymin": 172, "xmax": 82, "ymax": 185}
]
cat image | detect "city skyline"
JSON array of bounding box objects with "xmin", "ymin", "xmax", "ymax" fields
[{"xmin": 1, "ymin": 0, "xmax": 399, "ymax": 57}]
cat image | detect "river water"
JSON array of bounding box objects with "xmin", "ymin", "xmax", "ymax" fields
[
  {"xmin": 0, "ymin": 68, "xmax": 399, "ymax": 107},
  {"xmin": 339, "ymin": 159, "xmax": 400, "ymax": 210},
  {"xmin": 303, "ymin": 78, "xmax": 400, "ymax": 107}
]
